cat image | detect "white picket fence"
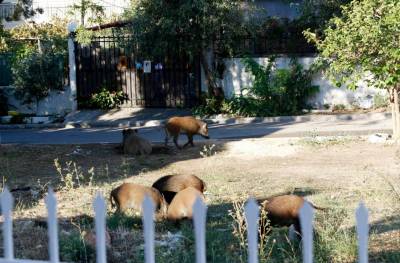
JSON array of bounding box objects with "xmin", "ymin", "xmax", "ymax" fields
[{"xmin": 0, "ymin": 188, "xmax": 369, "ymax": 263}]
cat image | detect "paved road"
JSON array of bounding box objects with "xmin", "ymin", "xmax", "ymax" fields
[{"xmin": 0, "ymin": 117, "xmax": 392, "ymax": 144}]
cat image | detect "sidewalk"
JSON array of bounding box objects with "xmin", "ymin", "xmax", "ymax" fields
[
  {"xmin": 0, "ymin": 109, "xmax": 393, "ymax": 144},
  {"xmin": 0, "ymin": 108, "xmax": 392, "ymax": 129}
]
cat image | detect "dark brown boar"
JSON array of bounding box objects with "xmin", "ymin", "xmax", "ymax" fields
[
  {"xmin": 260, "ymin": 194, "xmax": 323, "ymax": 235},
  {"xmin": 164, "ymin": 116, "xmax": 209, "ymax": 149}
]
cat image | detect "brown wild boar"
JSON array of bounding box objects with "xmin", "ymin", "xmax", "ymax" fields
[
  {"xmin": 152, "ymin": 174, "xmax": 206, "ymax": 204},
  {"xmin": 110, "ymin": 183, "xmax": 167, "ymax": 219},
  {"xmin": 164, "ymin": 116, "xmax": 209, "ymax": 149},
  {"xmin": 122, "ymin": 128, "xmax": 152, "ymax": 155},
  {"xmin": 167, "ymin": 187, "xmax": 205, "ymax": 221},
  {"xmin": 260, "ymin": 194, "xmax": 323, "ymax": 235}
]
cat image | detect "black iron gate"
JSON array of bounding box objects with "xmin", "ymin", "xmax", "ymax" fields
[{"xmin": 75, "ymin": 35, "xmax": 201, "ymax": 108}]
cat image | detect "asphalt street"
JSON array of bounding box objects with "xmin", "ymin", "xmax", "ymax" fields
[{"xmin": 0, "ymin": 117, "xmax": 392, "ymax": 144}]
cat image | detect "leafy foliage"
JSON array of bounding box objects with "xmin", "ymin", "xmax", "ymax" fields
[
  {"xmin": 194, "ymin": 58, "xmax": 319, "ymax": 117},
  {"xmin": 1, "ymin": 19, "xmax": 69, "ymax": 54},
  {"xmin": 2, "ymin": 0, "xmax": 43, "ymax": 22},
  {"xmin": 299, "ymin": 0, "xmax": 351, "ymax": 33},
  {"xmin": 124, "ymin": 0, "xmax": 258, "ymax": 59},
  {"xmin": 89, "ymin": 87, "xmax": 128, "ymax": 109},
  {"xmin": 12, "ymin": 52, "xmax": 65, "ymax": 106},
  {"xmin": 68, "ymin": 0, "xmax": 105, "ymax": 26},
  {"xmin": 304, "ymin": 0, "xmax": 400, "ymax": 90}
]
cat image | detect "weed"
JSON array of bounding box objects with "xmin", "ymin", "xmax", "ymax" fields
[
  {"xmin": 60, "ymin": 231, "xmax": 95, "ymax": 262},
  {"xmin": 200, "ymin": 144, "xmax": 217, "ymax": 158},
  {"xmin": 228, "ymin": 199, "xmax": 274, "ymax": 261},
  {"xmin": 54, "ymin": 159, "xmax": 95, "ymax": 190},
  {"xmin": 332, "ymin": 104, "xmax": 346, "ymax": 111}
]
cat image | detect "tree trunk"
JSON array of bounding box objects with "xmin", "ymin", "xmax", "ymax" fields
[
  {"xmin": 390, "ymin": 86, "xmax": 400, "ymax": 141},
  {"xmin": 200, "ymin": 50, "xmax": 217, "ymax": 95}
]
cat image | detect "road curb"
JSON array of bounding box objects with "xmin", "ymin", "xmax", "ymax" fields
[{"xmin": 0, "ymin": 112, "xmax": 391, "ymax": 130}]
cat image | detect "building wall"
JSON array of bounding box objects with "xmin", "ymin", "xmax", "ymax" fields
[
  {"xmin": 201, "ymin": 56, "xmax": 388, "ymax": 109},
  {"xmin": 2, "ymin": 86, "xmax": 74, "ymax": 116}
]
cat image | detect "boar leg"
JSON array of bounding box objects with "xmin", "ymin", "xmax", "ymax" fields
[
  {"xmin": 183, "ymin": 134, "xmax": 194, "ymax": 148},
  {"xmin": 173, "ymin": 135, "xmax": 182, "ymax": 149},
  {"xmin": 164, "ymin": 128, "xmax": 170, "ymax": 146}
]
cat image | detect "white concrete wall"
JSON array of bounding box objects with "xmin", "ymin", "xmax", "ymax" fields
[
  {"xmin": 2, "ymin": 86, "xmax": 74, "ymax": 116},
  {"xmin": 201, "ymin": 56, "xmax": 388, "ymax": 109}
]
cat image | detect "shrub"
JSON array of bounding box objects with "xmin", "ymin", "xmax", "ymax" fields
[
  {"xmin": 373, "ymin": 93, "xmax": 389, "ymax": 109},
  {"xmin": 12, "ymin": 52, "xmax": 65, "ymax": 108},
  {"xmin": 192, "ymin": 94, "xmax": 223, "ymax": 116},
  {"xmin": 241, "ymin": 57, "xmax": 319, "ymax": 116},
  {"xmin": 193, "ymin": 57, "xmax": 319, "ymax": 117},
  {"xmin": 89, "ymin": 87, "xmax": 129, "ymax": 110},
  {"xmin": 54, "ymin": 158, "xmax": 95, "ymax": 190}
]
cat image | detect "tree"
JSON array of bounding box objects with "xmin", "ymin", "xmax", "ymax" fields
[
  {"xmin": 305, "ymin": 0, "xmax": 400, "ymax": 139},
  {"xmin": 124, "ymin": 0, "xmax": 260, "ymax": 95},
  {"xmin": 68, "ymin": 0, "xmax": 105, "ymax": 26},
  {"xmin": 0, "ymin": 0, "xmax": 43, "ymax": 50},
  {"xmin": 2, "ymin": 0, "xmax": 43, "ymax": 21}
]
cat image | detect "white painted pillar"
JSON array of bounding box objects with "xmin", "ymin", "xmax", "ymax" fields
[{"xmin": 67, "ymin": 21, "xmax": 78, "ymax": 112}]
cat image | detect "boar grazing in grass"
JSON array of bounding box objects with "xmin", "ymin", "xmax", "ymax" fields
[
  {"xmin": 167, "ymin": 187, "xmax": 205, "ymax": 221},
  {"xmin": 110, "ymin": 183, "xmax": 167, "ymax": 219},
  {"xmin": 260, "ymin": 194, "xmax": 323, "ymax": 236},
  {"xmin": 164, "ymin": 116, "xmax": 209, "ymax": 149},
  {"xmin": 152, "ymin": 174, "xmax": 206, "ymax": 204},
  {"xmin": 122, "ymin": 128, "xmax": 152, "ymax": 155}
]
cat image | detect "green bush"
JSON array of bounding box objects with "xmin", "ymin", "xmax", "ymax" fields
[
  {"xmin": 89, "ymin": 87, "xmax": 129, "ymax": 110},
  {"xmin": 193, "ymin": 57, "xmax": 319, "ymax": 117},
  {"xmin": 12, "ymin": 52, "xmax": 65, "ymax": 107},
  {"xmin": 192, "ymin": 94, "xmax": 223, "ymax": 116}
]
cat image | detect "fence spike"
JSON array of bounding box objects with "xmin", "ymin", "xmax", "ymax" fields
[
  {"xmin": 193, "ymin": 197, "xmax": 207, "ymax": 263},
  {"xmin": 45, "ymin": 188, "xmax": 59, "ymax": 263},
  {"xmin": 356, "ymin": 202, "xmax": 369, "ymax": 263},
  {"xmin": 245, "ymin": 198, "xmax": 259, "ymax": 263},
  {"xmin": 1, "ymin": 187, "xmax": 14, "ymax": 260},
  {"xmin": 299, "ymin": 202, "xmax": 315, "ymax": 263},
  {"xmin": 93, "ymin": 192, "xmax": 107, "ymax": 263},
  {"xmin": 142, "ymin": 195, "xmax": 155, "ymax": 263}
]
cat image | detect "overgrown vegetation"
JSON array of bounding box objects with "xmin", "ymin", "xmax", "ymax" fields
[
  {"xmin": 12, "ymin": 52, "xmax": 65, "ymax": 108},
  {"xmin": 54, "ymin": 158, "xmax": 95, "ymax": 190},
  {"xmin": 0, "ymin": 19, "xmax": 69, "ymax": 108},
  {"xmin": 304, "ymin": 0, "xmax": 400, "ymax": 139},
  {"xmin": 89, "ymin": 87, "xmax": 129, "ymax": 110},
  {"xmin": 193, "ymin": 58, "xmax": 319, "ymax": 117}
]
